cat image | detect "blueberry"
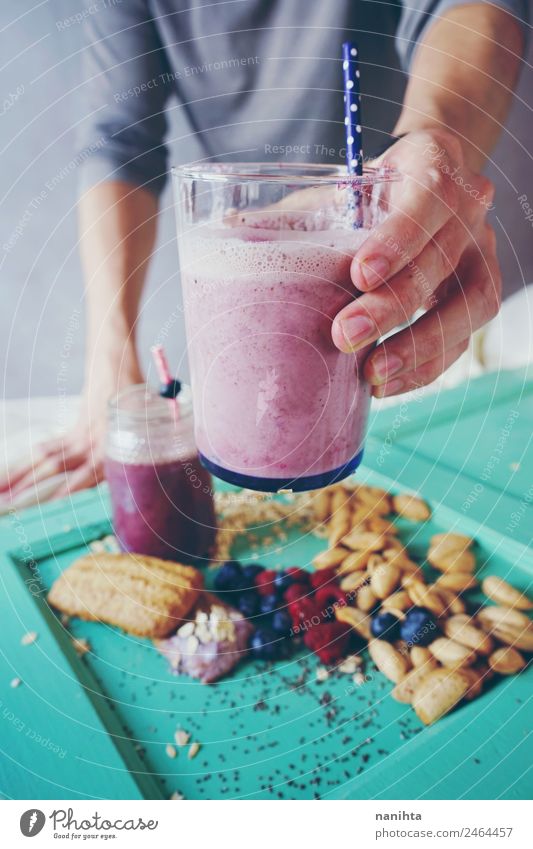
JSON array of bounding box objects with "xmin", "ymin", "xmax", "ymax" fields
[
  {"xmin": 214, "ymin": 560, "xmax": 243, "ymax": 592},
  {"xmin": 238, "ymin": 591, "xmax": 260, "ymax": 618},
  {"xmin": 241, "ymin": 564, "xmax": 265, "ymax": 585},
  {"xmin": 277, "ymin": 637, "xmax": 293, "ymax": 659},
  {"xmin": 273, "ymin": 571, "xmax": 293, "ymax": 593},
  {"xmin": 259, "ymin": 593, "xmax": 279, "ymax": 615},
  {"xmin": 370, "ymin": 611, "xmax": 401, "ymax": 641},
  {"xmin": 159, "ymin": 378, "xmax": 182, "ymax": 399},
  {"xmin": 271, "ymin": 610, "xmax": 292, "ymax": 635},
  {"xmin": 250, "ymin": 627, "xmax": 281, "ymax": 661},
  {"xmin": 400, "ymin": 606, "xmax": 438, "ymax": 647}
]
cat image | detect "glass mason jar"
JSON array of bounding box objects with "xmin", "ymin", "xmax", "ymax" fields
[
  {"xmin": 172, "ymin": 162, "xmax": 400, "ymax": 493},
  {"xmin": 104, "ymin": 384, "xmax": 216, "ymax": 564}
]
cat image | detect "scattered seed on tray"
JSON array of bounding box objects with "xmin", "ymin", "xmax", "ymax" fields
[
  {"xmin": 72, "ymin": 637, "xmax": 91, "ymax": 655},
  {"xmin": 165, "ymin": 744, "xmax": 177, "ymax": 759},
  {"xmin": 338, "ymin": 655, "xmax": 362, "ymax": 675},
  {"xmin": 174, "ymin": 730, "xmax": 190, "ymax": 747},
  {"xmin": 21, "ymin": 631, "xmax": 38, "ymax": 646},
  {"xmin": 10, "ymin": 678, "xmax": 21, "ymax": 688},
  {"xmin": 188, "ymin": 742, "xmax": 201, "ymax": 759}
]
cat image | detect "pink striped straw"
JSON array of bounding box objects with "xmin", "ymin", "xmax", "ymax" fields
[
  {"xmin": 151, "ymin": 344, "xmax": 172, "ymax": 385},
  {"xmin": 150, "ymin": 344, "xmax": 180, "ymax": 416}
]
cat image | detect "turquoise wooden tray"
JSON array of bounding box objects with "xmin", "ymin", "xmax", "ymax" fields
[
  {"xmin": 367, "ymin": 367, "xmax": 533, "ymax": 548},
  {"xmin": 1, "ymin": 453, "xmax": 531, "ymax": 800}
]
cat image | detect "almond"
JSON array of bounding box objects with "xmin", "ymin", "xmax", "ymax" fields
[
  {"xmin": 443, "ymin": 616, "xmax": 494, "ymax": 655},
  {"xmin": 477, "ymin": 605, "xmax": 531, "ymax": 630},
  {"xmin": 341, "ymin": 530, "xmax": 387, "ymax": 553},
  {"xmin": 429, "ymin": 532, "xmax": 473, "ymax": 555},
  {"xmin": 459, "ymin": 666, "xmax": 485, "ymax": 700},
  {"xmin": 313, "ymin": 546, "xmax": 349, "ymax": 570},
  {"xmin": 381, "ymin": 590, "xmax": 412, "ymax": 613},
  {"xmin": 350, "ymin": 506, "xmax": 373, "ymax": 527},
  {"xmin": 339, "ymin": 571, "xmax": 369, "ymax": 593},
  {"xmin": 337, "ymin": 549, "xmax": 370, "ymax": 575},
  {"xmin": 367, "ymin": 517, "xmax": 398, "ymax": 535},
  {"xmin": 436, "ymin": 572, "xmax": 478, "ymax": 592},
  {"xmin": 488, "ymin": 647, "xmax": 526, "ymax": 675},
  {"xmin": 370, "ymin": 564, "xmax": 401, "ymax": 599},
  {"xmin": 493, "ymin": 626, "xmax": 533, "ymax": 652},
  {"xmin": 328, "ymin": 509, "xmax": 352, "ymax": 547},
  {"xmin": 382, "ymin": 538, "xmax": 406, "ymax": 555},
  {"xmin": 428, "ymin": 548, "xmax": 476, "ymax": 574},
  {"xmin": 313, "ymin": 489, "xmax": 331, "ymax": 523},
  {"xmin": 428, "ymin": 637, "xmax": 477, "ymax": 668},
  {"xmin": 330, "ymin": 487, "xmax": 350, "ymax": 514},
  {"xmin": 392, "ymin": 494, "xmax": 431, "ymax": 521},
  {"xmin": 410, "ymin": 646, "xmax": 435, "ymax": 668},
  {"xmin": 335, "ymin": 606, "xmax": 371, "ymax": 640},
  {"xmin": 433, "ymin": 587, "xmax": 467, "ymax": 615},
  {"xmin": 476, "ymin": 606, "xmax": 533, "ymax": 650},
  {"xmin": 481, "ymin": 576, "xmax": 533, "ymax": 611},
  {"xmin": 366, "ymin": 553, "xmax": 387, "ymax": 575},
  {"xmin": 412, "ymin": 668, "xmax": 469, "ymax": 725},
  {"xmin": 356, "ymin": 486, "xmax": 391, "ymax": 515},
  {"xmin": 368, "ymin": 639, "xmax": 410, "ymax": 683},
  {"xmin": 401, "ymin": 572, "xmax": 427, "ymax": 589},
  {"xmin": 356, "ymin": 584, "xmax": 378, "ymax": 612},
  {"xmin": 391, "ymin": 663, "xmax": 435, "ymax": 704},
  {"xmin": 405, "ymin": 579, "xmax": 447, "ymax": 617}
]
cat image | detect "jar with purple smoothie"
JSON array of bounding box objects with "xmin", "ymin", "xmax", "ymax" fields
[{"xmin": 104, "ymin": 384, "xmax": 216, "ymax": 564}]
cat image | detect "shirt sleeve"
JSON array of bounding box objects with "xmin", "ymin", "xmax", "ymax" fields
[
  {"xmin": 396, "ymin": 0, "xmax": 529, "ymax": 70},
  {"xmin": 77, "ymin": 0, "xmax": 173, "ymax": 197}
]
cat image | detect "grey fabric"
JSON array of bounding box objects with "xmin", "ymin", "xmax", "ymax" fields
[
  {"xmin": 397, "ymin": 0, "xmax": 529, "ymax": 66},
  {"xmin": 77, "ymin": 0, "xmax": 528, "ymax": 197}
]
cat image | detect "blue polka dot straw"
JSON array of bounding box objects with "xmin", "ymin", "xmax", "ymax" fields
[{"xmin": 342, "ymin": 41, "xmax": 363, "ymax": 176}]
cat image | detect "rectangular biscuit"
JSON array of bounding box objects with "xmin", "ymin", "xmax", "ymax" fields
[{"xmin": 48, "ymin": 553, "xmax": 203, "ymax": 637}]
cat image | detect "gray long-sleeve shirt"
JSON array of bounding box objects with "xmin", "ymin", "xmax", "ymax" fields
[{"xmin": 77, "ymin": 0, "xmax": 527, "ymax": 196}]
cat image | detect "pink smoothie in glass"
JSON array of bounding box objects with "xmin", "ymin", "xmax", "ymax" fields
[{"xmin": 180, "ymin": 218, "xmax": 372, "ymax": 491}]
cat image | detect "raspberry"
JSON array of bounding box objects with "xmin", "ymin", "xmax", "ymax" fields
[
  {"xmin": 303, "ymin": 621, "xmax": 351, "ymax": 664},
  {"xmin": 283, "ymin": 583, "xmax": 310, "ymax": 606},
  {"xmin": 255, "ymin": 569, "xmax": 278, "ymax": 596},
  {"xmin": 309, "ymin": 568, "xmax": 338, "ymax": 590},
  {"xmin": 314, "ymin": 585, "xmax": 347, "ymax": 620},
  {"xmin": 286, "ymin": 567, "xmax": 310, "ymax": 584},
  {"xmin": 288, "ymin": 596, "xmax": 321, "ymax": 630}
]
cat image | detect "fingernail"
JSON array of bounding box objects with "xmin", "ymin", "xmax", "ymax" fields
[
  {"xmin": 356, "ymin": 256, "xmax": 390, "ymax": 289},
  {"xmin": 373, "ymin": 377, "xmax": 404, "ymax": 398},
  {"xmin": 369, "ymin": 353, "xmax": 403, "ymax": 383},
  {"xmin": 339, "ymin": 315, "xmax": 375, "ymax": 350}
]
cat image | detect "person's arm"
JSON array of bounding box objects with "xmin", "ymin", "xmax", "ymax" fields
[
  {"xmin": 0, "ymin": 182, "xmax": 157, "ymax": 499},
  {"xmin": 0, "ymin": 1, "xmax": 171, "ymax": 499},
  {"xmin": 332, "ymin": 3, "xmax": 525, "ymax": 396},
  {"xmin": 80, "ymin": 180, "xmax": 157, "ymax": 402},
  {"xmin": 394, "ymin": 3, "xmax": 524, "ymax": 169}
]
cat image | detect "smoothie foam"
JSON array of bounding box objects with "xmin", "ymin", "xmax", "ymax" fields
[{"xmin": 181, "ymin": 218, "xmax": 372, "ymax": 489}]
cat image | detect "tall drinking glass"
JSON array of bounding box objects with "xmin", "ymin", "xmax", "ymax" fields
[{"xmin": 173, "ymin": 163, "xmax": 400, "ymax": 492}]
